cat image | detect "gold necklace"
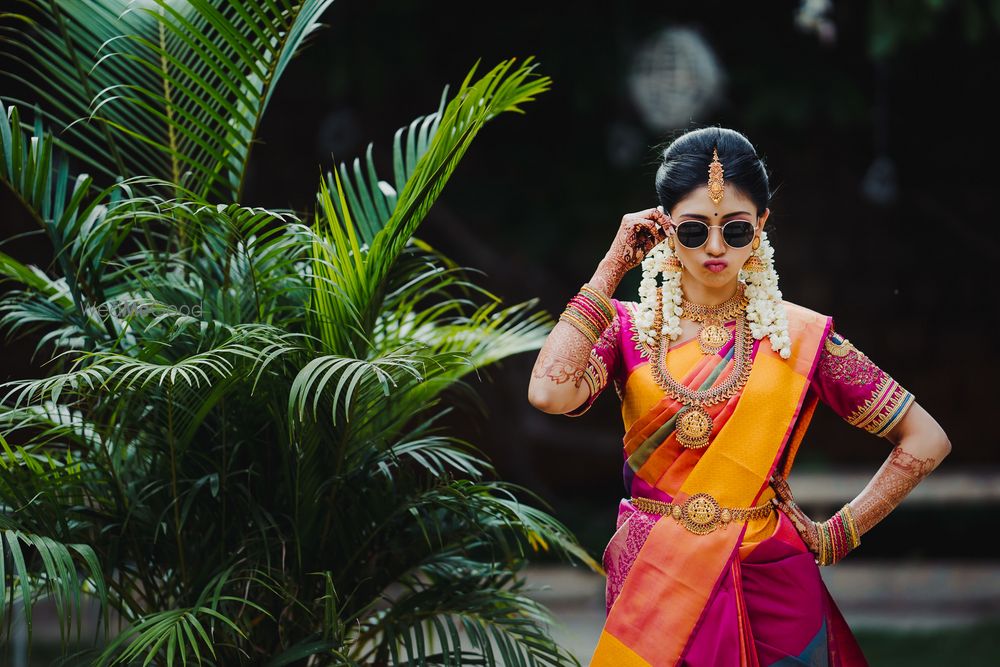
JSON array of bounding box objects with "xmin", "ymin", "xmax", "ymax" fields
[
  {"xmin": 649, "ymin": 285, "xmax": 754, "ymax": 449},
  {"xmin": 680, "ymin": 282, "xmax": 749, "ymax": 355}
]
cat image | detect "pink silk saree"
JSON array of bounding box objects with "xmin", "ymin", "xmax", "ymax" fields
[{"xmin": 566, "ymin": 296, "xmax": 916, "ymax": 667}]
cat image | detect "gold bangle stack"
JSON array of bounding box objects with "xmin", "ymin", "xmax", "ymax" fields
[
  {"xmin": 559, "ymin": 283, "xmax": 615, "ymax": 344},
  {"xmin": 631, "ymin": 492, "xmax": 774, "ymax": 536}
]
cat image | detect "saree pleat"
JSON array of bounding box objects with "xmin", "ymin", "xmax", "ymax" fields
[{"xmin": 590, "ymin": 301, "xmax": 869, "ymax": 667}]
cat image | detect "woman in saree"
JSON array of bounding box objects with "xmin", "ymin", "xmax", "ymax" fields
[{"xmin": 527, "ymin": 127, "xmax": 952, "ymax": 667}]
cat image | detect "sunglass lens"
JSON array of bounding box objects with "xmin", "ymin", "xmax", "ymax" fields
[
  {"xmin": 676, "ymin": 222, "xmax": 707, "ymax": 248},
  {"xmin": 724, "ymin": 221, "xmax": 755, "ymax": 248}
]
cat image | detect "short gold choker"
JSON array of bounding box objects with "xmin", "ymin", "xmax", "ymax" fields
[{"xmin": 679, "ymin": 282, "xmax": 749, "ymax": 355}]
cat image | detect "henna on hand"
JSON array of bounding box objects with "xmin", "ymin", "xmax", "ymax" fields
[
  {"xmin": 604, "ymin": 208, "xmax": 672, "ymax": 278},
  {"xmin": 770, "ymin": 473, "xmax": 821, "ymax": 556},
  {"xmin": 848, "ymin": 445, "xmax": 938, "ymax": 536}
]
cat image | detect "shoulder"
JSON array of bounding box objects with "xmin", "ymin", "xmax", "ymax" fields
[
  {"xmin": 778, "ymin": 298, "xmax": 829, "ymax": 322},
  {"xmin": 612, "ymin": 298, "xmax": 642, "ymax": 328},
  {"xmin": 779, "ymin": 298, "xmax": 833, "ymax": 332}
]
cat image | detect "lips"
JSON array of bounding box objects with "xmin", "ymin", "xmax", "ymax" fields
[{"xmin": 703, "ymin": 261, "xmax": 727, "ymax": 268}]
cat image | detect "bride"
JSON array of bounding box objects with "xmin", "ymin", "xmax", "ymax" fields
[{"xmin": 527, "ymin": 126, "xmax": 951, "ymax": 666}]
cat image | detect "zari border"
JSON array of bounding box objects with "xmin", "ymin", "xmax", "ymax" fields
[{"xmin": 845, "ymin": 373, "xmax": 916, "ymax": 437}]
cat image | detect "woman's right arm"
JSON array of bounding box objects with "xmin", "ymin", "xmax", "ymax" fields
[{"xmin": 527, "ymin": 207, "xmax": 672, "ymax": 414}]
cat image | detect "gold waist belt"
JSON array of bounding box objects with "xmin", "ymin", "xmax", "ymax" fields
[{"xmin": 630, "ymin": 492, "xmax": 774, "ymax": 535}]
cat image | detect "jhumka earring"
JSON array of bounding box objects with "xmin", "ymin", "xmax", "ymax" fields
[
  {"xmin": 742, "ymin": 235, "xmax": 765, "ymax": 272},
  {"xmin": 663, "ymin": 236, "xmax": 683, "ymax": 273}
]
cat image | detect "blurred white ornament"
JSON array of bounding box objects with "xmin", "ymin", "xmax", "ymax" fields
[
  {"xmin": 626, "ymin": 26, "xmax": 725, "ymax": 132},
  {"xmin": 795, "ymin": 0, "xmax": 837, "ymax": 44}
]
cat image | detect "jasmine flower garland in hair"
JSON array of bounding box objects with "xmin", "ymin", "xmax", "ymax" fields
[{"xmin": 635, "ymin": 229, "xmax": 792, "ymax": 359}]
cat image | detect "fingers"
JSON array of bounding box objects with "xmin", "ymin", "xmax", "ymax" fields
[
  {"xmin": 628, "ymin": 206, "xmax": 673, "ymax": 230},
  {"xmin": 645, "ymin": 220, "xmax": 667, "ymax": 243},
  {"xmin": 626, "ymin": 207, "xmax": 661, "ymax": 223},
  {"xmin": 620, "ymin": 208, "xmax": 672, "ymax": 261},
  {"xmin": 769, "ymin": 473, "xmax": 794, "ymax": 503},
  {"xmin": 770, "ymin": 496, "xmax": 820, "ymax": 556}
]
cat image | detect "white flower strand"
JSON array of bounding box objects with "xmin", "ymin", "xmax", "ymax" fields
[{"xmin": 635, "ymin": 229, "xmax": 792, "ymax": 359}]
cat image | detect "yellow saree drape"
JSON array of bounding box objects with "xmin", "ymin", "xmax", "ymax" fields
[{"xmin": 590, "ymin": 301, "xmax": 830, "ymax": 667}]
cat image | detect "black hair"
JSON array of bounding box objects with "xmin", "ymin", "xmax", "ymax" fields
[{"xmin": 651, "ymin": 126, "xmax": 771, "ymax": 219}]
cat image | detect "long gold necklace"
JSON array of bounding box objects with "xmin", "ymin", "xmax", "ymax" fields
[
  {"xmin": 648, "ymin": 285, "xmax": 754, "ymax": 449},
  {"xmin": 680, "ymin": 282, "xmax": 749, "ymax": 355}
]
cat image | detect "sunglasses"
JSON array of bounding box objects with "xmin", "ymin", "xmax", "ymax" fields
[{"xmin": 673, "ymin": 219, "xmax": 757, "ymax": 250}]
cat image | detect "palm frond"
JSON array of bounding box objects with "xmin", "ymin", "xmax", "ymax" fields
[
  {"xmin": 1, "ymin": 0, "xmax": 340, "ymax": 202},
  {"xmin": 94, "ymin": 602, "xmax": 254, "ymax": 667},
  {"xmin": 309, "ymin": 56, "xmax": 553, "ymax": 357},
  {"xmin": 0, "ymin": 521, "xmax": 109, "ymax": 651},
  {"xmin": 371, "ymin": 566, "xmax": 582, "ymax": 667}
]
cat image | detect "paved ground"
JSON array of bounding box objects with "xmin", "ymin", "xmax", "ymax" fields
[{"xmin": 522, "ymin": 560, "xmax": 1000, "ymax": 664}]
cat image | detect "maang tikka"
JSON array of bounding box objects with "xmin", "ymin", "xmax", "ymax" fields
[{"xmin": 708, "ymin": 147, "xmax": 725, "ymax": 205}]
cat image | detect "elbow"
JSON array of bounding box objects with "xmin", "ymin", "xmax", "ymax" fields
[
  {"xmin": 528, "ymin": 385, "xmax": 577, "ymax": 415},
  {"xmin": 940, "ymin": 434, "xmax": 953, "ymax": 459},
  {"xmin": 527, "ymin": 385, "xmax": 556, "ymax": 413}
]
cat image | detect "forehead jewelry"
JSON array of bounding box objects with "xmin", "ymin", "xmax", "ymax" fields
[{"xmin": 708, "ymin": 147, "xmax": 725, "ymax": 205}]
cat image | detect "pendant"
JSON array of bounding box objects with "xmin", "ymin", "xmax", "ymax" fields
[
  {"xmin": 697, "ymin": 319, "xmax": 731, "ymax": 355},
  {"xmin": 675, "ymin": 404, "xmax": 714, "ymax": 449}
]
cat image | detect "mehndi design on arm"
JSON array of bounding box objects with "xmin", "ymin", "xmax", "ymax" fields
[
  {"xmin": 849, "ymin": 446, "xmax": 937, "ymax": 536},
  {"xmin": 591, "ymin": 256, "xmax": 630, "ymax": 296},
  {"xmin": 531, "ymin": 324, "xmax": 593, "ymax": 388}
]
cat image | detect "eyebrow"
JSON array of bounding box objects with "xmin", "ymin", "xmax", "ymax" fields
[{"xmin": 679, "ymin": 211, "xmax": 751, "ymax": 220}]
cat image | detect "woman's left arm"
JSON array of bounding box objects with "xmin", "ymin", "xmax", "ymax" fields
[
  {"xmin": 773, "ymin": 401, "xmax": 951, "ymax": 565},
  {"xmin": 846, "ymin": 400, "xmax": 952, "ymax": 536}
]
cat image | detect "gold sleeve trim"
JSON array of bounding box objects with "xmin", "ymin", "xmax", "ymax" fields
[{"xmin": 846, "ymin": 373, "xmax": 916, "ymax": 437}]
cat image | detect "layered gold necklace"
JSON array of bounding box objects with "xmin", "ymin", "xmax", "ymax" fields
[
  {"xmin": 647, "ymin": 284, "xmax": 754, "ymax": 449},
  {"xmin": 679, "ymin": 281, "xmax": 749, "ymax": 355}
]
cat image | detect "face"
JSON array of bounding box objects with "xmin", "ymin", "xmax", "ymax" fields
[{"xmin": 668, "ymin": 185, "xmax": 769, "ymax": 288}]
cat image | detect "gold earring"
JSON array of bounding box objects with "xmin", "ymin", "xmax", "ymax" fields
[
  {"xmin": 663, "ymin": 236, "xmax": 683, "ymax": 272},
  {"xmin": 742, "ymin": 235, "xmax": 764, "ymax": 273}
]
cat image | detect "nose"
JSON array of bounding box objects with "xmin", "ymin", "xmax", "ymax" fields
[{"xmin": 704, "ymin": 225, "xmax": 726, "ymax": 255}]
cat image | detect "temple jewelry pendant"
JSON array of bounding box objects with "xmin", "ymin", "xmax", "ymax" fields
[
  {"xmin": 675, "ymin": 404, "xmax": 714, "ymax": 449},
  {"xmin": 697, "ymin": 319, "xmax": 731, "ymax": 355}
]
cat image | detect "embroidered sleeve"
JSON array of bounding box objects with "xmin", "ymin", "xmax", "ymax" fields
[
  {"xmin": 564, "ymin": 298, "xmax": 623, "ymax": 417},
  {"xmin": 810, "ymin": 323, "xmax": 916, "ymax": 438}
]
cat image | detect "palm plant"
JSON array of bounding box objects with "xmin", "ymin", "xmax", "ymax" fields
[{"xmin": 0, "ymin": 1, "xmax": 599, "ymax": 664}]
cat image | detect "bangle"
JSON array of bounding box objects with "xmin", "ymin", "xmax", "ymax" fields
[
  {"xmin": 813, "ymin": 520, "xmax": 828, "ymax": 565},
  {"xmin": 841, "ymin": 503, "xmax": 861, "ymax": 548},
  {"xmin": 581, "ymin": 349, "xmax": 609, "ymax": 396},
  {"xmin": 581, "ymin": 283, "xmax": 614, "ymax": 317},
  {"xmin": 817, "ymin": 504, "xmax": 861, "ymax": 566},
  {"xmin": 559, "ymin": 283, "xmax": 614, "ymax": 344}
]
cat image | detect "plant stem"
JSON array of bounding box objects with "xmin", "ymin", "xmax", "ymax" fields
[{"xmin": 167, "ymin": 383, "xmax": 187, "ymax": 587}]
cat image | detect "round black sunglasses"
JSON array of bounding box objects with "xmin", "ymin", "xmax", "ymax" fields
[{"xmin": 674, "ymin": 219, "xmax": 756, "ymax": 250}]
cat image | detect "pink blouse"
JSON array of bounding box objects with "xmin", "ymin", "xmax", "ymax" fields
[{"xmin": 564, "ymin": 298, "xmax": 915, "ymax": 439}]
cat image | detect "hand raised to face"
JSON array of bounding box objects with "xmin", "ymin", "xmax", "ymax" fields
[{"xmin": 605, "ymin": 206, "xmax": 674, "ymax": 273}]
